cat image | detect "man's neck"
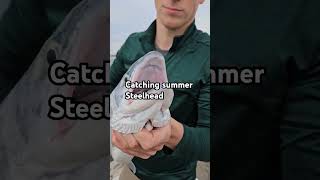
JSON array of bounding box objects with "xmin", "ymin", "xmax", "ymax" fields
[{"xmin": 155, "ymin": 20, "xmax": 193, "ymax": 51}]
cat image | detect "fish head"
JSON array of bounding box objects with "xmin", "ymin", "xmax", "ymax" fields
[
  {"xmin": 129, "ymin": 51, "xmax": 167, "ymax": 92},
  {"xmin": 110, "ymin": 51, "xmax": 174, "ymax": 134},
  {"xmin": 113, "ymin": 51, "xmax": 169, "ymax": 114}
]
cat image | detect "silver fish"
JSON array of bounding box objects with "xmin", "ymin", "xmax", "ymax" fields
[
  {"xmin": 110, "ymin": 51, "xmax": 174, "ymax": 168},
  {"xmin": 0, "ymin": 0, "xmax": 109, "ymax": 179}
]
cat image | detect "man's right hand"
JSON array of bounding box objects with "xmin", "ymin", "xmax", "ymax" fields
[{"xmin": 112, "ymin": 130, "xmax": 164, "ymax": 159}]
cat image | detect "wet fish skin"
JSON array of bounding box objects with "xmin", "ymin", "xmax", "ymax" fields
[
  {"xmin": 110, "ymin": 51, "xmax": 174, "ymax": 165},
  {"xmin": 111, "ymin": 51, "xmax": 173, "ymax": 134},
  {"xmin": 0, "ymin": 0, "xmax": 109, "ymax": 179}
]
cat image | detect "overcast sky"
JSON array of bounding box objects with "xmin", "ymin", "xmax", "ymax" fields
[{"xmin": 110, "ymin": 0, "xmax": 210, "ymax": 55}]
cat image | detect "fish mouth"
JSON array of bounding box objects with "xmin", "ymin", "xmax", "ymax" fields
[{"xmin": 129, "ymin": 54, "xmax": 167, "ymax": 94}]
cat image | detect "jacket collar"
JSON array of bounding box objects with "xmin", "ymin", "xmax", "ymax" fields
[{"xmin": 139, "ymin": 20, "xmax": 197, "ymax": 52}]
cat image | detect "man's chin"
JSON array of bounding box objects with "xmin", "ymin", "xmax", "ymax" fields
[{"xmin": 162, "ymin": 20, "xmax": 186, "ymax": 31}]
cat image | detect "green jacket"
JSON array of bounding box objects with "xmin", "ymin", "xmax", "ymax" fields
[{"xmin": 110, "ymin": 21, "xmax": 210, "ymax": 180}]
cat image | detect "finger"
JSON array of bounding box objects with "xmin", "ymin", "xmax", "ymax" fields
[
  {"xmin": 126, "ymin": 149, "xmax": 156, "ymax": 157},
  {"xmin": 112, "ymin": 130, "xmax": 129, "ymax": 149},
  {"xmin": 122, "ymin": 134, "xmax": 155, "ymax": 156},
  {"xmin": 133, "ymin": 129, "xmax": 155, "ymax": 150},
  {"xmin": 123, "ymin": 134, "xmax": 139, "ymax": 149},
  {"xmin": 137, "ymin": 154, "xmax": 151, "ymax": 160},
  {"xmin": 125, "ymin": 149, "xmax": 152, "ymax": 159},
  {"xmin": 152, "ymin": 123, "xmax": 171, "ymax": 143},
  {"xmin": 152, "ymin": 145, "xmax": 164, "ymax": 151},
  {"xmin": 146, "ymin": 150, "xmax": 157, "ymax": 156}
]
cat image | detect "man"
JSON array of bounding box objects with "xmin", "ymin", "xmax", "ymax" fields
[{"xmin": 110, "ymin": 0, "xmax": 210, "ymax": 179}]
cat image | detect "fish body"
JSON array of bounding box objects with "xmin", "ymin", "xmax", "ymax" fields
[{"xmin": 110, "ymin": 51, "xmax": 174, "ymax": 164}]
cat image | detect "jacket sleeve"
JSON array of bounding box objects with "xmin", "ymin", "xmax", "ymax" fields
[
  {"xmin": 165, "ymin": 55, "xmax": 211, "ymax": 162},
  {"xmin": 281, "ymin": 0, "xmax": 320, "ymax": 179},
  {"xmin": 0, "ymin": 0, "xmax": 50, "ymax": 102}
]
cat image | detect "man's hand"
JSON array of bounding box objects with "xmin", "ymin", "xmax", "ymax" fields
[
  {"xmin": 112, "ymin": 122, "xmax": 171, "ymax": 159},
  {"xmin": 133, "ymin": 122, "xmax": 171, "ymax": 151},
  {"xmin": 135, "ymin": 118, "xmax": 185, "ymax": 151},
  {"xmin": 112, "ymin": 130, "xmax": 157, "ymax": 159},
  {"xmin": 112, "ymin": 118, "xmax": 184, "ymax": 159},
  {"xmin": 165, "ymin": 118, "xmax": 184, "ymax": 150}
]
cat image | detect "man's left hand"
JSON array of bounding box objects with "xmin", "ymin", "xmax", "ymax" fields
[
  {"xmin": 112, "ymin": 118, "xmax": 185, "ymax": 159},
  {"xmin": 133, "ymin": 122, "xmax": 172, "ymax": 151},
  {"xmin": 134, "ymin": 117, "xmax": 185, "ymax": 152}
]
